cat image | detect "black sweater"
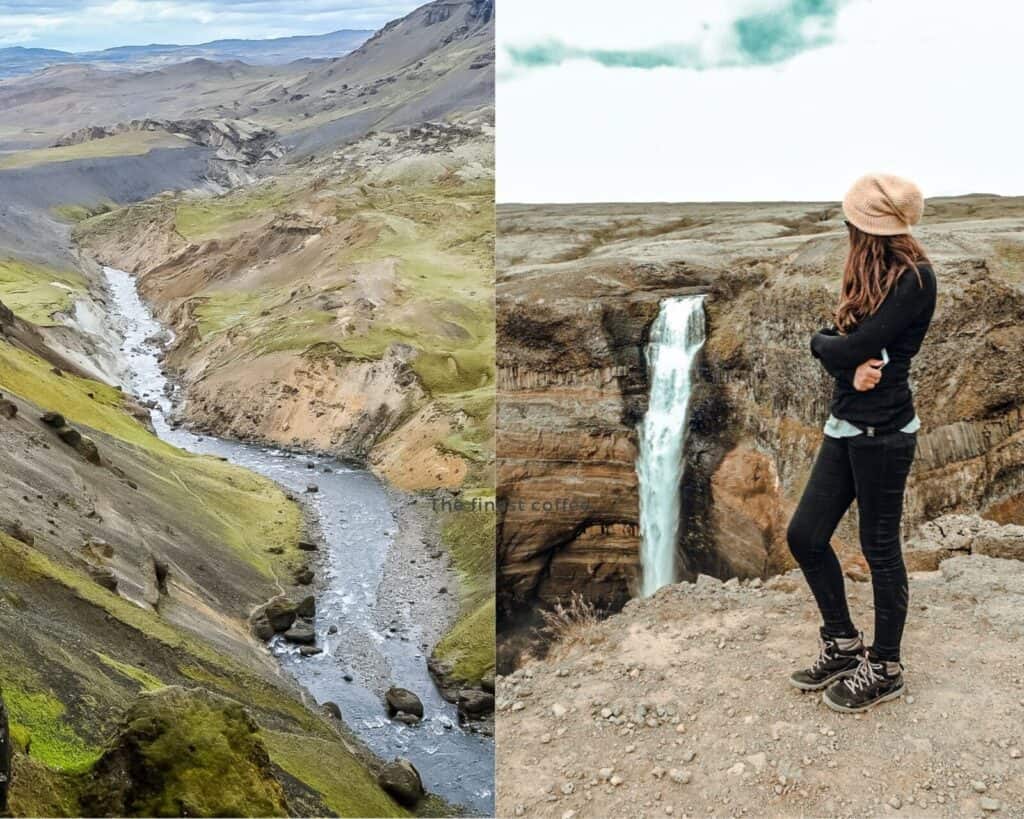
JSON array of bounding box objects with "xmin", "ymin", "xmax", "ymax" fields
[{"xmin": 810, "ymin": 263, "xmax": 937, "ymax": 430}]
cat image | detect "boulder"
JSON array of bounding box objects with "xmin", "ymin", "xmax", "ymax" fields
[
  {"xmin": 76, "ymin": 436, "xmax": 101, "ymax": 464},
  {"xmin": 322, "ymin": 702, "xmax": 342, "ymax": 720},
  {"xmin": 973, "ymin": 524, "xmax": 1024, "ymax": 561},
  {"xmin": 56, "ymin": 425, "xmax": 82, "ymax": 447},
  {"xmin": 385, "ymin": 687, "xmax": 424, "ymax": 719},
  {"xmin": 393, "ymin": 712, "xmax": 421, "ymax": 726},
  {"xmin": 40, "ymin": 411, "xmax": 65, "ymax": 427},
  {"xmin": 284, "ymin": 623, "xmax": 316, "ymax": 645},
  {"xmin": 904, "ymin": 514, "xmax": 1024, "ymax": 567},
  {"xmin": 79, "ymin": 687, "xmax": 288, "ymax": 817},
  {"xmin": 88, "ymin": 566, "xmax": 118, "ymax": 593},
  {"xmin": 297, "ymin": 540, "xmax": 318, "ymax": 551},
  {"xmin": 249, "ymin": 596, "xmax": 298, "ymax": 639},
  {"xmin": 457, "ymin": 688, "xmax": 495, "ymax": 719},
  {"xmin": 377, "ymin": 759, "xmax": 424, "ymax": 807},
  {"xmin": 294, "ymin": 567, "xmax": 314, "ymax": 586},
  {"xmin": 306, "ymin": 484, "xmax": 319, "ymax": 494},
  {"xmin": 0, "ymin": 399, "xmax": 17, "ymax": 419},
  {"xmin": 298, "ymin": 646, "xmax": 322, "ymax": 657},
  {"xmin": 481, "ymin": 669, "xmax": 496, "ymax": 694},
  {"xmin": 296, "ymin": 595, "xmax": 316, "ymax": 618}
]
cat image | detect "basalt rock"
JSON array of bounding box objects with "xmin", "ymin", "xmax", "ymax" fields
[
  {"xmin": 0, "ymin": 399, "xmax": 16, "ymax": 419},
  {"xmin": 40, "ymin": 411, "xmax": 65, "ymax": 428},
  {"xmin": 457, "ymin": 688, "xmax": 495, "ymax": 719},
  {"xmin": 385, "ymin": 687, "xmax": 424, "ymax": 719},
  {"xmin": 377, "ymin": 759, "xmax": 424, "ymax": 807},
  {"xmin": 249, "ymin": 595, "xmax": 297, "ymax": 639},
  {"xmin": 296, "ymin": 595, "xmax": 316, "ymax": 619},
  {"xmin": 283, "ymin": 622, "xmax": 316, "ymax": 645}
]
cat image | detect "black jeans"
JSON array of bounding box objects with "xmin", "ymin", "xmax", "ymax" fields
[{"xmin": 786, "ymin": 431, "xmax": 917, "ymax": 662}]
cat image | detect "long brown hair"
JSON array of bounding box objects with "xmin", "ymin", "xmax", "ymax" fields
[{"xmin": 835, "ymin": 223, "xmax": 930, "ymax": 332}]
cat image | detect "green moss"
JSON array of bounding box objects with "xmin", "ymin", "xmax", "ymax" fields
[
  {"xmin": 0, "ymin": 132, "xmax": 185, "ymax": 170},
  {"xmin": 3, "ymin": 686, "xmax": 101, "ymax": 773},
  {"xmin": 175, "ymin": 184, "xmax": 292, "ymax": 241},
  {"xmin": 86, "ymin": 688, "xmax": 290, "ymax": 818},
  {"xmin": 52, "ymin": 201, "xmax": 116, "ymax": 223},
  {"xmin": 262, "ymin": 729, "xmax": 409, "ymax": 818},
  {"xmin": 432, "ymin": 597, "xmax": 495, "ymax": 685},
  {"xmin": 0, "ymin": 258, "xmax": 84, "ymax": 325},
  {"xmin": 94, "ymin": 652, "xmax": 165, "ymax": 692},
  {"xmin": 431, "ymin": 506, "xmax": 495, "ymax": 685},
  {"xmin": 6, "ymin": 753, "xmax": 83, "ymax": 818},
  {"xmin": 0, "ymin": 341, "xmax": 301, "ymax": 574}
]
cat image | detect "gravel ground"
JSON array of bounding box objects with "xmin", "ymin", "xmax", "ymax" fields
[{"xmin": 497, "ymin": 556, "xmax": 1024, "ymax": 818}]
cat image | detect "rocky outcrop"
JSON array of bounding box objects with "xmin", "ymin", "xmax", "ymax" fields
[
  {"xmin": 497, "ymin": 198, "xmax": 1024, "ymax": 630},
  {"xmin": 54, "ymin": 118, "xmax": 284, "ymax": 187},
  {"xmin": 80, "ymin": 687, "xmax": 290, "ymax": 817},
  {"xmin": 904, "ymin": 514, "xmax": 1024, "ymax": 571}
]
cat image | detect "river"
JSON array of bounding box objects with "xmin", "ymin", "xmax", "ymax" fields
[{"xmin": 101, "ymin": 265, "xmax": 494, "ymax": 815}]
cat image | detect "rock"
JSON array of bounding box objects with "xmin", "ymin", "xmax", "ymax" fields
[
  {"xmin": 327, "ymin": 624, "xmax": 338, "ymax": 635},
  {"xmin": 40, "ymin": 411, "xmax": 65, "ymax": 427},
  {"xmin": 251, "ymin": 596, "xmax": 297, "ymax": 635},
  {"xmin": 297, "ymin": 540, "xmax": 318, "ymax": 551},
  {"xmin": 252, "ymin": 619, "xmax": 275, "ymax": 641},
  {"xmin": 88, "ymin": 565, "xmax": 118, "ymax": 593},
  {"xmin": 457, "ymin": 689, "xmax": 495, "ymax": 718},
  {"xmin": 668, "ymin": 768, "xmax": 690, "ymax": 785},
  {"xmin": 299, "ymin": 646, "xmax": 322, "ymax": 657},
  {"xmin": 79, "ymin": 687, "xmax": 288, "ymax": 817},
  {"xmin": 0, "ymin": 399, "xmax": 16, "ymax": 419},
  {"xmin": 393, "ymin": 712, "xmax": 421, "ymax": 726},
  {"xmin": 55, "ymin": 425, "xmax": 82, "ymax": 447},
  {"xmin": 306, "ymin": 484, "xmax": 319, "ymax": 494},
  {"xmin": 76, "ymin": 436, "xmax": 101, "ymax": 464},
  {"xmin": 294, "ymin": 567, "xmax": 314, "ymax": 585},
  {"xmin": 551, "ymin": 702, "xmax": 568, "ymax": 718},
  {"xmin": 296, "ymin": 595, "xmax": 316, "ymax": 618},
  {"xmin": 481, "ymin": 668, "xmax": 496, "ymax": 693},
  {"xmin": 283, "ymin": 623, "xmax": 316, "ymax": 645},
  {"xmin": 322, "ymin": 702, "xmax": 342, "ymax": 720},
  {"xmin": 980, "ymin": 797, "xmax": 1001, "ymax": 812},
  {"xmin": 1, "ymin": 520, "xmax": 34, "ymax": 546},
  {"xmin": 385, "ymin": 687, "xmax": 424, "ymax": 719},
  {"xmin": 377, "ymin": 758, "xmax": 424, "ymax": 807}
]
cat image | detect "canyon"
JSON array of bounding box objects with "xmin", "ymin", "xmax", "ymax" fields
[
  {"xmin": 0, "ymin": 0, "xmax": 495, "ymax": 814},
  {"xmin": 496, "ymin": 198, "xmax": 1024, "ymax": 662}
]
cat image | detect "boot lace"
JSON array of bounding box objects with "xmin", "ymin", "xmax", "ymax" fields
[
  {"xmin": 844, "ymin": 653, "xmax": 883, "ymax": 694},
  {"xmin": 812, "ymin": 637, "xmax": 836, "ymax": 673}
]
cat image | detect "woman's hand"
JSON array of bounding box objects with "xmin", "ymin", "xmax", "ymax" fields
[{"xmin": 853, "ymin": 359, "xmax": 884, "ymax": 391}]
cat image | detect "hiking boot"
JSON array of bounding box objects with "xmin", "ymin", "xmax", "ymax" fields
[
  {"xmin": 823, "ymin": 651, "xmax": 905, "ymax": 713},
  {"xmin": 789, "ymin": 629, "xmax": 863, "ymax": 691}
]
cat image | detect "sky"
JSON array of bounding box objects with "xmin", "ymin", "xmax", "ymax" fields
[
  {"xmin": 0, "ymin": 0, "xmax": 424, "ymax": 52},
  {"xmin": 498, "ymin": 0, "xmax": 1024, "ymax": 202}
]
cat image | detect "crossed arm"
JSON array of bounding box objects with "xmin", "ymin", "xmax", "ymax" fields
[{"xmin": 811, "ymin": 271, "xmax": 925, "ymax": 389}]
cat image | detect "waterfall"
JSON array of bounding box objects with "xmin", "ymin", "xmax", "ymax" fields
[{"xmin": 637, "ymin": 295, "xmax": 707, "ymax": 597}]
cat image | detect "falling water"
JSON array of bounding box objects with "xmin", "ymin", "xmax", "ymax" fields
[{"xmin": 637, "ymin": 295, "xmax": 707, "ymax": 597}]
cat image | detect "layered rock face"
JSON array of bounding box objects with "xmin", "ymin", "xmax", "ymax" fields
[{"xmin": 497, "ymin": 198, "xmax": 1024, "ymax": 629}]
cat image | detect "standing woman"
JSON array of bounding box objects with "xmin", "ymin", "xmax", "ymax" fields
[{"xmin": 786, "ymin": 174, "xmax": 937, "ymax": 713}]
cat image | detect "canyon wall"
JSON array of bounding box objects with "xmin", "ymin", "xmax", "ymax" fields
[{"xmin": 497, "ymin": 198, "xmax": 1024, "ymax": 641}]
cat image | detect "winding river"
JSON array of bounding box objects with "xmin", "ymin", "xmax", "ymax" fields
[{"xmin": 101, "ymin": 266, "xmax": 494, "ymax": 815}]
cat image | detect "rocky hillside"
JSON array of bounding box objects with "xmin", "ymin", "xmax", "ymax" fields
[
  {"xmin": 496, "ymin": 533, "xmax": 1024, "ymax": 817},
  {"xmin": 76, "ymin": 118, "xmax": 495, "ymax": 492},
  {"xmin": 496, "ymin": 197, "xmax": 1024, "ymax": 654},
  {"xmin": 0, "ymin": 298, "xmax": 411, "ymax": 816}
]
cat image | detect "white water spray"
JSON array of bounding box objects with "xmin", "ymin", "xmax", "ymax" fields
[{"xmin": 637, "ymin": 295, "xmax": 706, "ymax": 597}]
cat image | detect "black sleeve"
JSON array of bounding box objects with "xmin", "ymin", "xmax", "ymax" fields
[
  {"xmin": 810, "ymin": 271, "xmax": 925, "ymax": 370},
  {"xmin": 810, "ymin": 328, "xmax": 855, "ymax": 385}
]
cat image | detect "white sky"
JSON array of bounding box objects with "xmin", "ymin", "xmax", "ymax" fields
[{"xmin": 497, "ymin": 0, "xmax": 1024, "ymax": 202}]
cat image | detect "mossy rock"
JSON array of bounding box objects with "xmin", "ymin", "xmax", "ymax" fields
[{"xmin": 80, "ymin": 686, "xmax": 290, "ymax": 817}]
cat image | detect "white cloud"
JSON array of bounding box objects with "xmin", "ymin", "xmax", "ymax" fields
[{"xmin": 498, "ymin": 0, "xmax": 1024, "ymax": 202}]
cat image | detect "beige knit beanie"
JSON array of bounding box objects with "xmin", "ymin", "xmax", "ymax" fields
[{"xmin": 842, "ymin": 173, "xmax": 924, "ymax": 236}]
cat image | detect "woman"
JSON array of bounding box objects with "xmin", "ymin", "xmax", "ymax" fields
[{"xmin": 786, "ymin": 173, "xmax": 937, "ymax": 713}]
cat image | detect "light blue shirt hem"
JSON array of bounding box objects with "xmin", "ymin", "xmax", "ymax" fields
[{"xmin": 824, "ymin": 414, "xmax": 920, "ymax": 438}]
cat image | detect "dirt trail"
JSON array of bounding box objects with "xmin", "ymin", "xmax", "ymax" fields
[{"xmin": 497, "ymin": 556, "xmax": 1024, "ymax": 818}]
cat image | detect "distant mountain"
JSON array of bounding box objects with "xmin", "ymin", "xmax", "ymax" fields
[{"xmin": 0, "ymin": 29, "xmax": 373, "ymax": 78}]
